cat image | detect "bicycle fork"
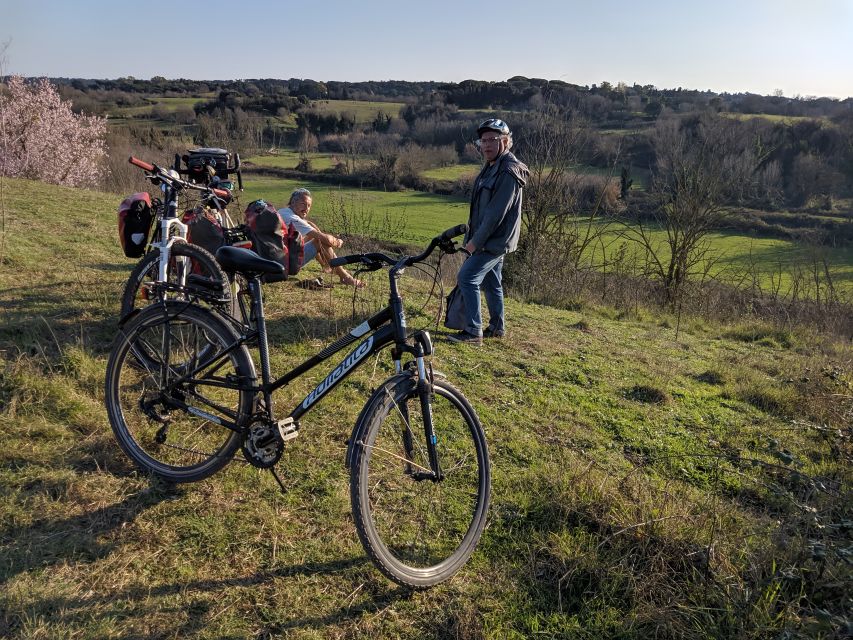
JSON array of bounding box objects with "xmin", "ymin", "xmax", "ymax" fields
[{"xmin": 404, "ymin": 356, "xmax": 443, "ymax": 482}]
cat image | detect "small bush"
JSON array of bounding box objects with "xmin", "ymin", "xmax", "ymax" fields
[
  {"xmin": 625, "ymin": 384, "xmax": 669, "ymax": 404},
  {"xmin": 695, "ymin": 369, "xmax": 726, "ymax": 385},
  {"xmin": 736, "ymin": 381, "xmax": 799, "ymax": 417},
  {"xmin": 723, "ymin": 324, "xmax": 798, "ymax": 349}
]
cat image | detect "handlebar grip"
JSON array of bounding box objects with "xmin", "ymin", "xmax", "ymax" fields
[
  {"xmin": 440, "ymin": 224, "xmax": 468, "ymax": 241},
  {"xmin": 129, "ymin": 156, "xmax": 155, "ymax": 172},
  {"xmin": 329, "ymin": 255, "xmax": 362, "ymax": 267}
]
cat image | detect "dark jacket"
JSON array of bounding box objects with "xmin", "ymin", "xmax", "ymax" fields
[{"xmin": 466, "ymin": 150, "xmax": 529, "ymax": 255}]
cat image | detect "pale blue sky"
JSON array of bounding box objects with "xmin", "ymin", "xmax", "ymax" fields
[{"xmin": 2, "ymin": 0, "xmax": 851, "ymax": 98}]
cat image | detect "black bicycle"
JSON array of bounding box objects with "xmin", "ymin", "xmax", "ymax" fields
[{"xmin": 104, "ymin": 225, "xmax": 490, "ymax": 588}]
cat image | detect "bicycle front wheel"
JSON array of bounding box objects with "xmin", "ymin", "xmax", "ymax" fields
[
  {"xmin": 105, "ymin": 302, "xmax": 256, "ymax": 482},
  {"xmin": 350, "ymin": 377, "xmax": 490, "ymax": 588}
]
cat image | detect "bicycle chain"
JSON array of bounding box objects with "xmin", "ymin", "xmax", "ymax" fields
[{"xmin": 152, "ymin": 439, "xmax": 248, "ymax": 464}]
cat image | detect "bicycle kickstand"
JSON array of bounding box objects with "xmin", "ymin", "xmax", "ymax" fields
[{"xmin": 269, "ymin": 467, "xmax": 288, "ymax": 494}]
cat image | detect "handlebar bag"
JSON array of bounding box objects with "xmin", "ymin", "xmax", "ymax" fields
[
  {"xmin": 118, "ymin": 192, "xmax": 153, "ymax": 258},
  {"xmin": 185, "ymin": 147, "xmax": 230, "ymax": 184},
  {"xmin": 244, "ymin": 200, "xmax": 304, "ymax": 282}
]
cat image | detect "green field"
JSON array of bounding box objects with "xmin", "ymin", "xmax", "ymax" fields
[
  {"xmin": 421, "ymin": 163, "xmax": 480, "ymax": 181},
  {"xmin": 310, "ymin": 99, "xmax": 406, "ymax": 124},
  {"xmin": 108, "ymin": 95, "xmax": 214, "ymax": 118},
  {"xmin": 245, "ymin": 151, "xmax": 344, "ymax": 172},
  {"xmin": 420, "ymin": 163, "xmax": 648, "ymax": 189},
  {"xmin": 581, "ymin": 222, "xmax": 853, "ymax": 296},
  {"xmin": 720, "ymin": 112, "xmax": 825, "ymax": 125},
  {"xmin": 0, "ymin": 176, "xmax": 849, "ymax": 638},
  {"xmin": 236, "ymin": 176, "xmax": 853, "ymax": 295}
]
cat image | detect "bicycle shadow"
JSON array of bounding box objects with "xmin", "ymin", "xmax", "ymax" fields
[
  {"xmin": 3, "ymin": 550, "xmax": 411, "ymax": 637},
  {"xmin": 0, "ymin": 282, "xmax": 125, "ymax": 355},
  {"xmin": 0, "ymin": 488, "xmax": 174, "ymax": 588}
]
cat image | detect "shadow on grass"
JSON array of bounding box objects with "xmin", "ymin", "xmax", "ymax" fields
[
  {"xmin": 0, "ymin": 488, "xmax": 173, "ymax": 587},
  {"xmin": 2, "ymin": 550, "xmax": 411, "ymax": 638}
]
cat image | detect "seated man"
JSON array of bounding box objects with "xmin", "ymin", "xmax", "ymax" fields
[{"xmin": 278, "ymin": 188, "xmax": 364, "ymax": 288}]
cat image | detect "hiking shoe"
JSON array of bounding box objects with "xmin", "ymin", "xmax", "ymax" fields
[
  {"xmin": 446, "ymin": 330, "xmax": 482, "ymax": 346},
  {"xmin": 483, "ymin": 328, "xmax": 505, "ymax": 339}
]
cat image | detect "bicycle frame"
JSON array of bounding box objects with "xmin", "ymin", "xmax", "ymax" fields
[
  {"xmin": 156, "ymin": 264, "xmax": 441, "ymax": 474},
  {"xmin": 153, "ymin": 214, "xmax": 189, "ymax": 283}
]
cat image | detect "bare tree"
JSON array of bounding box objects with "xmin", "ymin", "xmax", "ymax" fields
[
  {"xmin": 296, "ymin": 127, "xmax": 319, "ymax": 171},
  {"xmin": 339, "ymin": 131, "xmax": 364, "ymax": 175},
  {"xmin": 619, "ymin": 114, "xmax": 758, "ymax": 305},
  {"xmin": 513, "ymin": 102, "xmax": 617, "ymax": 301},
  {"xmin": 364, "ymin": 133, "xmax": 402, "ymax": 190}
]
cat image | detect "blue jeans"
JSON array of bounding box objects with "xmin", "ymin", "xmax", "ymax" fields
[
  {"xmin": 302, "ymin": 240, "xmax": 318, "ymax": 264},
  {"xmin": 457, "ymin": 252, "xmax": 505, "ymax": 337}
]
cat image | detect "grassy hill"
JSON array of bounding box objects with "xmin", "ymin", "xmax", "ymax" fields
[{"xmin": 0, "ymin": 177, "xmax": 850, "ymax": 639}]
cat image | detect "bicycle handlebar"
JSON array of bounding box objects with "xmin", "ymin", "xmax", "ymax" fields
[
  {"xmin": 129, "ymin": 156, "xmax": 155, "ymax": 172},
  {"xmin": 329, "ymin": 224, "xmax": 468, "ymax": 269},
  {"xmin": 439, "ymin": 224, "xmax": 468, "ymax": 242},
  {"xmin": 128, "ymin": 156, "xmax": 232, "ymax": 200}
]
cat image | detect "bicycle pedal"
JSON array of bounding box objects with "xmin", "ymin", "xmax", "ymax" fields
[{"xmin": 277, "ymin": 417, "xmax": 299, "ymax": 442}]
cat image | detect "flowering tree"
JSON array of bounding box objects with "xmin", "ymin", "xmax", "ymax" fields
[{"xmin": 0, "ymin": 76, "xmax": 107, "ymax": 186}]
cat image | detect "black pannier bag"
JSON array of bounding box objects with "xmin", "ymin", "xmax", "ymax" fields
[
  {"xmin": 244, "ymin": 200, "xmax": 304, "ymax": 282},
  {"xmin": 182, "ymin": 205, "xmax": 225, "ymax": 256},
  {"xmin": 184, "ymin": 147, "xmax": 230, "ymax": 185},
  {"xmin": 118, "ymin": 192, "xmax": 154, "ymax": 258}
]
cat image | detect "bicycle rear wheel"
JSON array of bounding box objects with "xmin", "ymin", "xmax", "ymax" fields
[
  {"xmin": 120, "ymin": 241, "xmax": 232, "ymax": 319},
  {"xmin": 350, "ymin": 377, "xmax": 490, "ymax": 588},
  {"xmin": 105, "ymin": 302, "xmax": 256, "ymax": 482}
]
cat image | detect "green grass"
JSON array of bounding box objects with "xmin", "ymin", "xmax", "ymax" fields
[
  {"xmin": 720, "ymin": 112, "xmax": 826, "ymax": 125},
  {"xmin": 245, "ymin": 151, "xmax": 344, "ymax": 172},
  {"xmin": 0, "ymin": 176, "xmax": 851, "ymax": 638},
  {"xmin": 310, "ymin": 99, "xmax": 405, "ymax": 124},
  {"xmin": 580, "ymin": 221, "xmax": 853, "ymax": 296},
  {"xmin": 421, "ymin": 164, "xmax": 480, "ymax": 181}
]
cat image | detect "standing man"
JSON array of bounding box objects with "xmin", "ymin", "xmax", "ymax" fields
[
  {"xmin": 448, "ymin": 118, "xmax": 529, "ymax": 345},
  {"xmin": 278, "ymin": 188, "xmax": 363, "ymax": 288}
]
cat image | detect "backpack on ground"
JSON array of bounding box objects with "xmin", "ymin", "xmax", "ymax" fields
[
  {"xmin": 444, "ymin": 285, "xmax": 466, "ymax": 330},
  {"xmin": 243, "ymin": 200, "xmax": 304, "ymax": 282},
  {"xmin": 118, "ymin": 192, "xmax": 154, "ymax": 258}
]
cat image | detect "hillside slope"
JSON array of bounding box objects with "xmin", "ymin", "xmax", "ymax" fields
[{"xmin": 0, "ymin": 178, "xmax": 850, "ymax": 639}]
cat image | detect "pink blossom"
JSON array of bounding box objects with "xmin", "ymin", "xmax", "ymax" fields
[{"xmin": 0, "ymin": 76, "xmax": 108, "ymax": 186}]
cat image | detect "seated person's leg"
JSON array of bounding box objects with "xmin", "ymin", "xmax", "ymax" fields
[
  {"xmin": 302, "ymin": 239, "xmax": 319, "ymax": 265},
  {"xmin": 302, "ymin": 240, "xmax": 363, "ymax": 287}
]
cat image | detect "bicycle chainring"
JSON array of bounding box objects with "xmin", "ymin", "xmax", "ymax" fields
[{"xmin": 241, "ymin": 418, "xmax": 283, "ymax": 468}]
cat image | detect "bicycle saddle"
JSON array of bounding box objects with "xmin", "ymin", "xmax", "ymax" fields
[{"xmin": 216, "ymin": 246, "xmax": 285, "ymax": 278}]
